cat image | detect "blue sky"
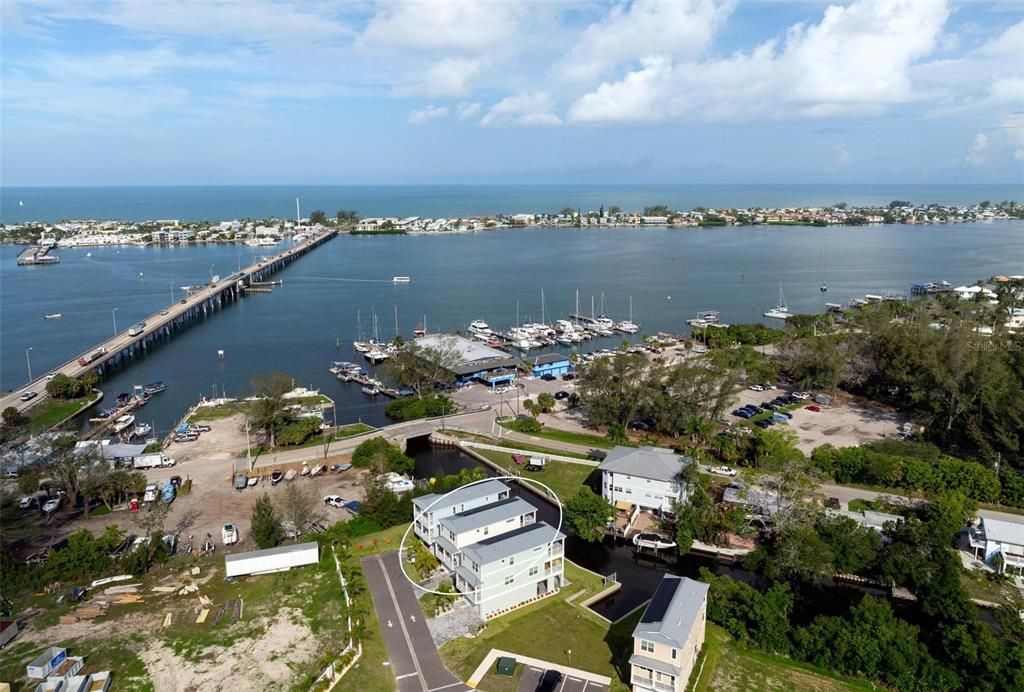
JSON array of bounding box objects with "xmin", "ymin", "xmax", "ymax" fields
[{"xmin": 1, "ymin": 0, "xmax": 1022, "ymax": 185}]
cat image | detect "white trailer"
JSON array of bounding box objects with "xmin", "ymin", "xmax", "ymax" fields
[
  {"xmin": 224, "ymin": 542, "xmax": 319, "ymax": 578},
  {"xmin": 133, "ymin": 453, "xmax": 174, "ymax": 470}
]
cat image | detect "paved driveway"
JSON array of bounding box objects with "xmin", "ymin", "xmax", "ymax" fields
[
  {"xmin": 362, "ymin": 551, "xmax": 471, "ymax": 692},
  {"xmin": 518, "ymin": 665, "xmax": 610, "ymax": 692}
]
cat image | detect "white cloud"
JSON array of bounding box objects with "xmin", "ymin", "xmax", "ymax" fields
[
  {"xmin": 557, "ymin": 0, "xmax": 733, "ymax": 82},
  {"xmin": 481, "ymin": 92, "xmax": 561, "ymax": 127},
  {"xmin": 965, "ymin": 133, "xmax": 989, "ymax": 166},
  {"xmin": 359, "ymin": 1, "xmax": 522, "ymax": 52},
  {"xmin": 400, "ymin": 57, "xmax": 485, "ymax": 97},
  {"xmin": 27, "ymin": 46, "xmax": 248, "ymax": 82},
  {"xmin": 456, "ymin": 102, "xmax": 482, "ymax": 119},
  {"xmin": 825, "ymin": 145, "xmax": 853, "ymax": 172},
  {"xmin": 569, "ymin": 0, "xmax": 950, "ymax": 124},
  {"xmin": 408, "ymin": 105, "xmax": 449, "ymax": 124}
]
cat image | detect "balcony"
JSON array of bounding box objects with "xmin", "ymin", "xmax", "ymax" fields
[{"xmin": 631, "ymin": 674, "xmax": 676, "ymax": 692}]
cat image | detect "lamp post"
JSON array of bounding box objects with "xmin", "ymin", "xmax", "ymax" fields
[
  {"xmin": 25, "ymin": 347, "xmax": 33, "ymax": 382},
  {"xmin": 111, "ymin": 307, "xmax": 119, "ymax": 335}
]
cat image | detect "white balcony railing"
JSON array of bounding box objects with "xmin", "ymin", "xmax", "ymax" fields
[{"xmin": 631, "ymin": 674, "xmax": 676, "ymax": 692}]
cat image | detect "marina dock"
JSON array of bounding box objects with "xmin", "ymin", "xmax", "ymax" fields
[
  {"xmin": 2, "ymin": 229, "xmax": 338, "ymax": 413},
  {"xmin": 16, "ymin": 244, "xmax": 60, "ymax": 265}
]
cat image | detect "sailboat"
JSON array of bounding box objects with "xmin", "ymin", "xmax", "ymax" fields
[
  {"xmin": 353, "ymin": 310, "xmax": 371, "ymax": 353},
  {"xmin": 413, "ymin": 315, "xmax": 426, "ymax": 338},
  {"xmin": 617, "ymin": 297, "xmax": 639, "ymax": 333},
  {"xmin": 819, "ymin": 250, "xmax": 828, "ymax": 292},
  {"xmin": 763, "ymin": 283, "xmax": 791, "ymax": 320}
]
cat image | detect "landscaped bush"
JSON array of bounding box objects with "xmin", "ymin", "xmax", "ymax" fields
[
  {"xmin": 811, "ymin": 441, "xmax": 1007, "ymax": 506},
  {"xmin": 351, "ymin": 437, "xmax": 414, "ymax": 474},
  {"xmin": 276, "ymin": 416, "xmax": 323, "ymax": 446},
  {"xmin": 385, "ymin": 395, "xmax": 454, "ymax": 421},
  {"xmin": 508, "ymin": 416, "xmax": 542, "ymax": 433}
]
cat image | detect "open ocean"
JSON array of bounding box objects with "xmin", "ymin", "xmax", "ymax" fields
[{"xmin": 2, "ymin": 184, "xmax": 1022, "ymax": 223}]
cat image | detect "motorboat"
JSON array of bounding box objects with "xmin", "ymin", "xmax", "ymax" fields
[
  {"xmin": 468, "ymin": 320, "xmax": 492, "ymax": 338},
  {"xmin": 284, "ymin": 469, "xmax": 297, "ymax": 481},
  {"xmin": 300, "ymin": 464, "xmax": 310, "ymax": 476},
  {"xmin": 392, "ymin": 276, "xmax": 411, "ymax": 283},
  {"xmin": 111, "ymin": 415, "xmax": 135, "ymax": 434},
  {"xmin": 143, "ymin": 381, "xmax": 166, "ymax": 395},
  {"xmin": 133, "ymin": 423, "xmax": 152, "ymax": 437},
  {"xmin": 246, "ymin": 477, "xmax": 258, "ymax": 487},
  {"xmin": 616, "ymin": 320, "xmax": 640, "ymax": 334},
  {"xmin": 353, "ymin": 341, "xmax": 371, "ymax": 353},
  {"xmin": 384, "ymin": 472, "xmax": 415, "ymax": 494},
  {"xmin": 763, "ymin": 283, "xmax": 791, "ymax": 320},
  {"xmin": 271, "ymin": 471, "xmax": 284, "ymax": 485},
  {"xmin": 364, "ymin": 349, "xmax": 389, "ymax": 363},
  {"xmin": 44, "ymin": 313, "xmax": 62, "ymax": 319},
  {"xmin": 632, "ymin": 532, "xmax": 676, "ymax": 551},
  {"xmin": 361, "ymin": 386, "xmax": 380, "ymax": 396},
  {"xmin": 310, "ymin": 464, "xmax": 324, "ymax": 477}
]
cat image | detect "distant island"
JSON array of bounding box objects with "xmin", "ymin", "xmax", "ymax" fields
[{"xmin": 2, "ymin": 199, "xmax": 1020, "ymax": 247}]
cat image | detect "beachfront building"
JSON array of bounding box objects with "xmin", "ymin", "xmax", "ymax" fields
[
  {"xmin": 413, "ymin": 334, "xmax": 520, "ymax": 389},
  {"xmin": 530, "ymin": 353, "xmax": 571, "ymax": 378},
  {"xmin": 630, "ymin": 575, "xmax": 709, "ymax": 692},
  {"xmin": 969, "ymin": 516, "xmax": 1024, "ymax": 574},
  {"xmin": 599, "ymin": 446, "xmax": 693, "ymax": 513},
  {"xmin": 413, "ymin": 479, "xmax": 512, "ymax": 547},
  {"xmin": 454, "ymin": 521, "xmax": 566, "ymax": 619}
]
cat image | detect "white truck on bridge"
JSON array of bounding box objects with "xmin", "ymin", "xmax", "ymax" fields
[{"xmin": 133, "ymin": 453, "xmax": 175, "ymax": 470}]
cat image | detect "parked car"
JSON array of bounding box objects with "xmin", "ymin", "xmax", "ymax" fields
[
  {"xmin": 323, "ymin": 495, "xmax": 345, "ymax": 508},
  {"xmin": 732, "ymin": 409, "xmax": 753, "ymax": 419},
  {"xmin": 537, "ymin": 670, "xmax": 563, "ymax": 692},
  {"xmin": 18, "ymin": 495, "xmax": 40, "ymax": 509},
  {"xmin": 561, "ymin": 373, "xmax": 576, "ymax": 381},
  {"xmin": 754, "ymin": 419, "xmax": 773, "ymax": 429},
  {"xmin": 806, "ymin": 405, "xmax": 821, "ymax": 412},
  {"xmin": 343, "ymin": 500, "xmax": 362, "ymax": 514},
  {"xmin": 710, "ymin": 465, "xmax": 738, "ymax": 477},
  {"xmin": 792, "ymin": 391, "xmax": 811, "ymax": 400},
  {"xmin": 554, "ymin": 391, "xmax": 569, "ymax": 400},
  {"xmin": 19, "ymin": 391, "xmax": 37, "ymax": 402},
  {"xmin": 774, "ymin": 410, "xmax": 793, "ymax": 420},
  {"xmin": 760, "ymin": 403, "xmax": 777, "ymax": 411},
  {"xmin": 41, "ymin": 497, "xmax": 61, "ymax": 514},
  {"xmin": 826, "ymin": 497, "xmax": 841, "ymax": 509},
  {"xmin": 748, "ymin": 384, "xmax": 765, "ymax": 391},
  {"xmin": 68, "ymin": 587, "xmax": 88, "ymax": 602},
  {"xmin": 628, "ymin": 420, "xmax": 650, "ymax": 430}
]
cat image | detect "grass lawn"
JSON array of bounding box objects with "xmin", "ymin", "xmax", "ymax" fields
[
  {"xmin": 440, "ymin": 561, "xmax": 631, "ymax": 690},
  {"xmin": 691, "ymin": 624, "xmax": 874, "ymax": 692},
  {"xmin": 240, "ymin": 423, "xmax": 375, "ymax": 457},
  {"xmin": 960, "ymin": 569, "xmax": 1021, "ymax": 606},
  {"xmin": 188, "ymin": 401, "xmax": 249, "ymax": 422},
  {"xmin": 26, "ymin": 391, "xmax": 102, "ymax": 432},
  {"xmin": 350, "ymin": 523, "xmax": 412, "ymax": 557},
  {"xmin": 498, "ymin": 421, "xmax": 619, "ymax": 449},
  {"xmin": 474, "ymin": 449, "xmax": 599, "ymax": 503}
]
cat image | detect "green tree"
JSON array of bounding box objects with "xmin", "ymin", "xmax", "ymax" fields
[
  {"xmin": 564, "ymin": 487, "xmax": 612, "ymax": 542},
  {"xmin": 308, "ymin": 210, "xmax": 327, "ymax": 225},
  {"xmin": 351, "ymin": 437, "xmax": 414, "ymax": 474},
  {"xmin": 383, "ymin": 339, "xmax": 459, "ymax": 398},
  {"xmin": 577, "ymin": 353, "xmax": 647, "ymax": 427},
  {"xmin": 248, "ymin": 372, "xmax": 294, "ymax": 447},
  {"xmin": 360, "ymin": 473, "xmax": 411, "ymax": 528},
  {"xmin": 45, "ymin": 373, "xmax": 85, "ymax": 399},
  {"xmin": 536, "ymin": 392, "xmax": 556, "ymax": 413},
  {"xmin": 251, "ymin": 493, "xmax": 280, "ymax": 549},
  {"xmin": 605, "ymin": 422, "xmax": 628, "ymax": 445},
  {"xmin": 609, "ymin": 206, "xmax": 621, "ymax": 215},
  {"xmin": 279, "ymin": 484, "xmax": 322, "ymax": 539}
]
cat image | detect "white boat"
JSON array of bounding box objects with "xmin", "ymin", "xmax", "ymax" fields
[
  {"xmin": 392, "ymin": 276, "xmax": 411, "ymax": 283},
  {"xmin": 111, "ymin": 415, "xmax": 135, "ymax": 434},
  {"xmin": 616, "ymin": 320, "xmax": 639, "ymax": 334},
  {"xmin": 353, "ymin": 341, "xmax": 371, "ymax": 353},
  {"xmin": 365, "ymin": 349, "xmax": 389, "ymax": 363},
  {"xmin": 632, "ymin": 532, "xmax": 676, "ymax": 551},
  {"xmin": 763, "ymin": 284, "xmax": 790, "ymax": 320},
  {"xmin": 284, "ymin": 469, "xmax": 297, "ymax": 481},
  {"xmin": 384, "ymin": 472, "xmax": 415, "ymax": 494},
  {"xmin": 687, "ymin": 311, "xmax": 720, "ymax": 326},
  {"xmin": 133, "ymin": 423, "xmax": 152, "ymax": 437},
  {"xmin": 361, "ymin": 386, "xmax": 379, "ymax": 396},
  {"xmin": 468, "ymin": 320, "xmax": 492, "ymax": 338},
  {"xmin": 44, "ymin": 312, "xmax": 62, "ymax": 320}
]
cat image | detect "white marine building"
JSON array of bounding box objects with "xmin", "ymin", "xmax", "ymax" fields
[
  {"xmin": 598, "ymin": 446, "xmax": 694, "ymax": 514},
  {"xmin": 413, "ymin": 480, "xmax": 565, "ymax": 618}
]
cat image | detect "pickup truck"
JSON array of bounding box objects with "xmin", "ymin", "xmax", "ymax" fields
[{"xmin": 142, "ymin": 484, "xmax": 158, "ymax": 503}]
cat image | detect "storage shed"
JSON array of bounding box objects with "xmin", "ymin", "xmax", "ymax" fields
[{"xmin": 224, "ymin": 541, "xmax": 319, "ymax": 578}]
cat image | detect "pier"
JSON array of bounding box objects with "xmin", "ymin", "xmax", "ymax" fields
[
  {"xmin": 2, "ymin": 229, "xmax": 338, "ymax": 413},
  {"xmin": 16, "ymin": 245, "xmax": 60, "ymax": 265}
]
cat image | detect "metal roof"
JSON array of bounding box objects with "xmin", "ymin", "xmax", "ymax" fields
[
  {"xmin": 628, "ymin": 653, "xmax": 682, "ymax": 677},
  {"xmin": 439, "ymin": 497, "xmax": 535, "ymax": 534},
  {"xmin": 531, "ymin": 353, "xmax": 569, "ymax": 366},
  {"xmin": 412, "ymin": 480, "xmax": 510, "ymax": 514},
  {"xmin": 982, "ymin": 516, "xmax": 1024, "ymax": 546},
  {"xmin": 460, "ymin": 521, "xmax": 564, "ymax": 565},
  {"xmin": 224, "ymin": 541, "xmax": 319, "ymax": 564},
  {"xmin": 632, "ymin": 575, "xmax": 709, "ymax": 649},
  {"xmin": 597, "ymin": 446, "xmax": 693, "ymax": 483}
]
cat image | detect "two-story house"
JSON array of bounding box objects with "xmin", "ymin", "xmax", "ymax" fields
[
  {"xmin": 412, "ymin": 479, "xmax": 511, "ymax": 549},
  {"xmin": 599, "ymin": 446, "xmax": 693, "ymax": 514},
  {"xmin": 630, "ymin": 575, "xmax": 709, "ymax": 692},
  {"xmin": 433, "ymin": 497, "xmax": 538, "ymax": 568},
  {"xmin": 969, "ymin": 516, "xmax": 1024, "ymax": 574},
  {"xmin": 452, "ymin": 521, "xmax": 566, "ymax": 619}
]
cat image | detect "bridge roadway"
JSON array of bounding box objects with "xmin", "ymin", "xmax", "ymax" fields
[{"xmin": 2, "ymin": 229, "xmax": 338, "ymax": 415}]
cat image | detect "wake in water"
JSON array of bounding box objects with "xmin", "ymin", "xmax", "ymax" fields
[{"xmin": 290, "ymin": 275, "xmax": 396, "ymax": 283}]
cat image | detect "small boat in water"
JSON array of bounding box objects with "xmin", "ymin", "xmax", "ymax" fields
[
  {"xmin": 632, "ymin": 532, "xmax": 676, "ymax": 551},
  {"xmin": 392, "ymin": 276, "xmax": 411, "ymax": 283},
  {"xmin": 133, "ymin": 422, "xmax": 152, "ymax": 437},
  {"xmin": 111, "ymin": 414, "xmax": 135, "ymax": 434},
  {"xmin": 143, "ymin": 381, "xmax": 166, "ymax": 395},
  {"xmin": 115, "ymin": 393, "xmax": 132, "ymax": 406},
  {"xmin": 763, "ymin": 283, "xmax": 791, "ymax": 320},
  {"xmin": 44, "ymin": 313, "xmax": 62, "ymax": 320},
  {"xmin": 361, "ymin": 386, "xmax": 379, "ymax": 396}
]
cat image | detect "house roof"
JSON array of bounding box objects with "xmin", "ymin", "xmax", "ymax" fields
[
  {"xmin": 982, "ymin": 516, "xmax": 1024, "ymax": 546},
  {"xmin": 828, "ymin": 508, "xmax": 903, "ymax": 531},
  {"xmin": 628, "ymin": 654, "xmax": 681, "ymax": 677},
  {"xmin": 632, "ymin": 575, "xmax": 709, "ymax": 649},
  {"xmin": 598, "ymin": 446, "xmax": 693, "ymax": 483},
  {"xmin": 224, "ymin": 541, "xmax": 319, "ymax": 564},
  {"xmin": 531, "ymin": 353, "xmax": 569, "ymax": 366},
  {"xmin": 460, "ymin": 521, "xmax": 564, "ymax": 565},
  {"xmin": 412, "ymin": 479, "xmax": 510, "ymax": 514},
  {"xmin": 439, "ymin": 497, "xmax": 535, "ymax": 534},
  {"xmin": 413, "ymin": 334, "xmax": 517, "ymax": 376}
]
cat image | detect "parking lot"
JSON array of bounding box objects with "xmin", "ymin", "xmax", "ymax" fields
[{"xmin": 518, "ymin": 665, "xmax": 609, "ymax": 692}]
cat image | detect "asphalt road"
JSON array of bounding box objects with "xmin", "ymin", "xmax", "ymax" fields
[
  {"xmin": 518, "ymin": 665, "xmax": 609, "ymax": 692},
  {"xmin": 362, "ymin": 551, "xmax": 471, "ymax": 692}
]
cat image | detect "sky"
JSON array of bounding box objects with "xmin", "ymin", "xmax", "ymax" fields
[{"xmin": 1, "ymin": 0, "xmax": 1022, "ymax": 186}]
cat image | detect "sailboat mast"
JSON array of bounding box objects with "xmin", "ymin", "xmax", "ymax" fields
[
  {"xmin": 394, "ymin": 305, "xmax": 399, "ymax": 338},
  {"xmin": 541, "ymin": 289, "xmax": 545, "ymax": 325}
]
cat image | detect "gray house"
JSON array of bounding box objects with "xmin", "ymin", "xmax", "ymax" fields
[
  {"xmin": 630, "ymin": 575, "xmax": 709, "ymax": 692},
  {"xmin": 412, "ymin": 479, "xmax": 511, "ymax": 548}
]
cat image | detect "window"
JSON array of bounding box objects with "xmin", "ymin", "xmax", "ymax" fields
[
  {"xmin": 509, "ymin": 555, "xmax": 514, "ymax": 565},
  {"xmin": 504, "ymin": 575, "xmax": 514, "ymax": 586},
  {"xmin": 529, "ymin": 565, "xmax": 539, "ymax": 576},
  {"xmin": 671, "ymin": 648, "xmax": 677, "ymax": 660},
  {"xmin": 483, "ymin": 526, "xmax": 489, "ymax": 536},
  {"xmin": 640, "ymin": 639, "xmax": 655, "ymax": 654}
]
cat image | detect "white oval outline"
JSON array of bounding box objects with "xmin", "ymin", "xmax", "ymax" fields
[{"xmin": 398, "ymin": 475, "xmax": 564, "ymax": 603}]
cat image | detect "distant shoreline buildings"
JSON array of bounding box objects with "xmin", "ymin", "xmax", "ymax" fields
[{"xmin": 2, "ymin": 200, "xmax": 1020, "ymax": 247}]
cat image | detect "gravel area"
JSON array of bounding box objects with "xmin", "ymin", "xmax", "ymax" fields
[{"xmin": 426, "ymin": 598, "xmax": 483, "ymax": 647}]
